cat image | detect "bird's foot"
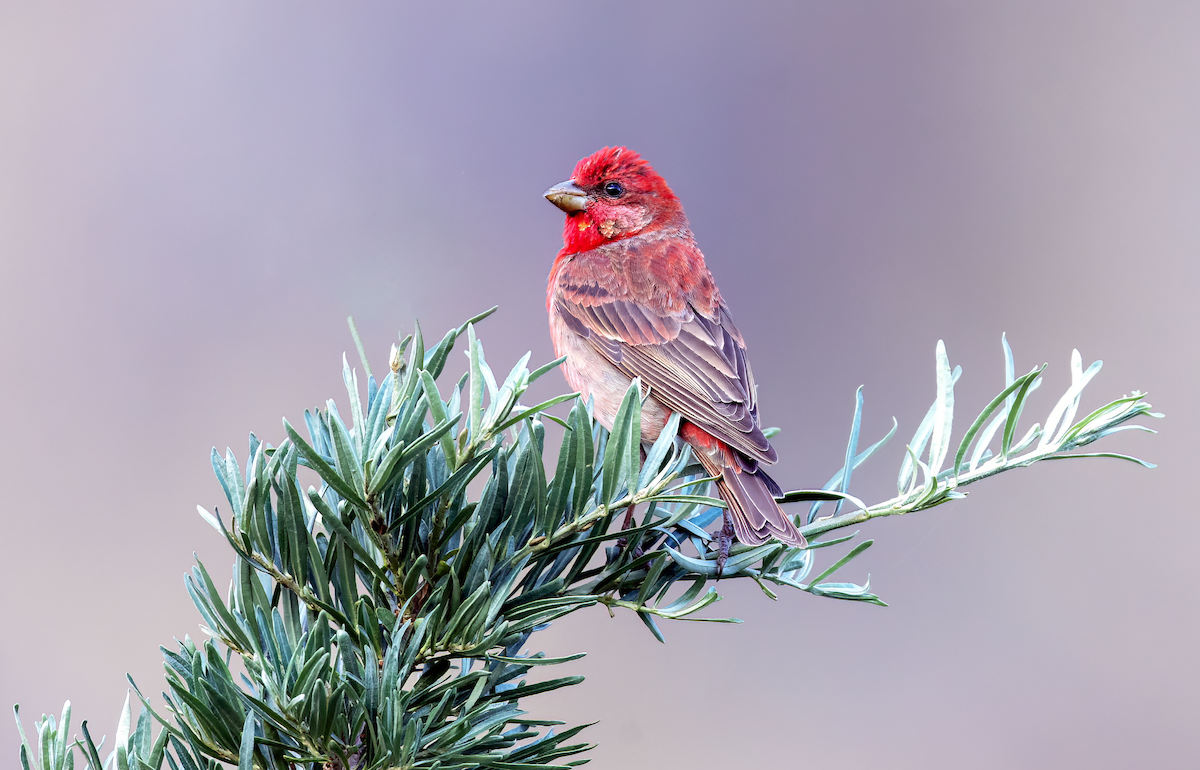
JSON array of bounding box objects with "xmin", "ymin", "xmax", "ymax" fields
[
  {"xmin": 614, "ymin": 505, "xmax": 643, "ymax": 559},
  {"xmin": 715, "ymin": 511, "xmax": 735, "ymax": 579}
]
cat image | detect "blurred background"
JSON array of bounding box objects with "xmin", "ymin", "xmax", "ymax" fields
[{"xmin": 2, "ymin": 2, "xmax": 1196, "ymax": 767}]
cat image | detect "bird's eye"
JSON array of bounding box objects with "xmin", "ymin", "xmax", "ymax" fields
[{"xmin": 602, "ymin": 181, "xmax": 625, "ymax": 198}]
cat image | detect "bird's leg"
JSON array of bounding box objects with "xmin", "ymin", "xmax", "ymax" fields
[
  {"xmin": 614, "ymin": 446, "xmax": 649, "ymax": 559},
  {"xmin": 614, "ymin": 504, "xmax": 643, "ymax": 558},
  {"xmin": 715, "ymin": 510, "xmax": 735, "ymax": 579}
]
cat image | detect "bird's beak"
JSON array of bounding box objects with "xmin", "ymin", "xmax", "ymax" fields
[{"xmin": 544, "ymin": 180, "xmax": 587, "ymax": 213}]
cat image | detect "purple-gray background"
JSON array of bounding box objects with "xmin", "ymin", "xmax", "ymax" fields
[{"xmin": 3, "ymin": 2, "xmax": 1196, "ymax": 767}]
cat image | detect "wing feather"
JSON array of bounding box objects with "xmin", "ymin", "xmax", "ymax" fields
[{"xmin": 555, "ymin": 294, "xmax": 777, "ymax": 464}]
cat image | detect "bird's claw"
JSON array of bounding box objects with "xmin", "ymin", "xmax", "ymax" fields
[
  {"xmin": 615, "ymin": 505, "xmax": 642, "ymax": 559},
  {"xmin": 715, "ymin": 511, "xmax": 735, "ymax": 579}
]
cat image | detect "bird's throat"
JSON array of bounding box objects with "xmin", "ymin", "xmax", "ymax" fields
[{"xmin": 561, "ymin": 212, "xmax": 607, "ymax": 254}]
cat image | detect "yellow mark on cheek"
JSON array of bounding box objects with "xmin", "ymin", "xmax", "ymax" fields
[
  {"xmin": 599, "ymin": 220, "xmax": 618, "ymax": 238},
  {"xmin": 577, "ymin": 220, "xmax": 592, "ymax": 231}
]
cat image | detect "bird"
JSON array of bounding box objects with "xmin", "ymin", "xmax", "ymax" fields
[{"xmin": 543, "ymin": 146, "xmax": 806, "ymax": 572}]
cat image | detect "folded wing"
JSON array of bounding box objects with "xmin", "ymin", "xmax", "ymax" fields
[{"xmin": 555, "ymin": 293, "xmax": 777, "ymax": 466}]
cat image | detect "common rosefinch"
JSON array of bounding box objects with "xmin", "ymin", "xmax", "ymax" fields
[{"xmin": 544, "ymin": 147, "xmax": 805, "ymax": 569}]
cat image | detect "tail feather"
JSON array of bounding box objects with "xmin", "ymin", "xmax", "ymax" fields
[
  {"xmin": 681, "ymin": 421, "xmax": 805, "ymax": 548},
  {"xmin": 717, "ymin": 465, "xmax": 806, "ymax": 547}
]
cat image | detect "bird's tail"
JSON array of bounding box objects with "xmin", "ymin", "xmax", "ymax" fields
[
  {"xmin": 683, "ymin": 427, "xmax": 806, "ymax": 548},
  {"xmin": 715, "ymin": 463, "xmax": 806, "ymax": 547}
]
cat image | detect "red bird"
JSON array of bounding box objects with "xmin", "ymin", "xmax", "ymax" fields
[{"xmin": 544, "ymin": 147, "xmax": 806, "ymax": 568}]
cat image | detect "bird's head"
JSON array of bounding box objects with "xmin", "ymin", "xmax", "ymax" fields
[{"xmin": 545, "ymin": 147, "xmax": 685, "ymax": 253}]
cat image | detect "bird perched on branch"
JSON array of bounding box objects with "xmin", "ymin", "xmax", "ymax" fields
[{"xmin": 544, "ymin": 147, "xmax": 805, "ymax": 572}]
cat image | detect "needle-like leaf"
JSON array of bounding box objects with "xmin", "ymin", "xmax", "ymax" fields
[{"xmin": 26, "ymin": 319, "xmax": 1156, "ymax": 770}]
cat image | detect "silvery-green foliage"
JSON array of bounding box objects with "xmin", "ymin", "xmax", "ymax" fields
[
  {"xmin": 15, "ymin": 314, "xmax": 1157, "ymax": 769},
  {"xmin": 794, "ymin": 335, "xmax": 1160, "ymax": 553}
]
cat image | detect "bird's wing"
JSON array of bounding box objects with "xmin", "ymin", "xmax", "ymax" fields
[{"xmin": 555, "ymin": 289, "xmax": 777, "ymax": 465}]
